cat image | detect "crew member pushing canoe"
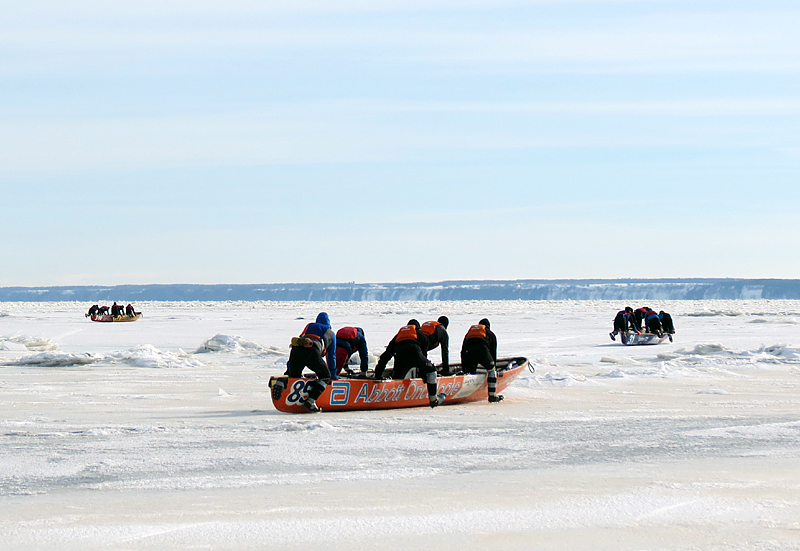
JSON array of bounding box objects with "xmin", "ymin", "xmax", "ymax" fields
[
  {"xmin": 461, "ymin": 318, "xmax": 503, "ymax": 403},
  {"xmin": 276, "ymin": 312, "xmax": 337, "ymax": 413},
  {"xmin": 375, "ymin": 319, "xmax": 442, "ymax": 408},
  {"xmin": 420, "ymin": 316, "xmax": 450, "ymax": 375},
  {"xmin": 335, "ymin": 326, "xmax": 369, "ymax": 377},
  {"xmin": 609, "ymin": 306, "xmax": 639, "ymax": 341}
]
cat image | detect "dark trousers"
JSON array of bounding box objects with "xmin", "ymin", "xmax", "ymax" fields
[
  {"xmin": 286, "ymin": 346, "xmax": 331, "ymax": 399},
  {"xmin": 461, "ymin": 342, "xmax": 494, "ymax": 374},
  {"xmin": 392, "ymin": 342, "xmax": 434, "ymax": 380},
  {"xmin": 646, "ymin": 317, "xmax": 663, "ymax": 334}
]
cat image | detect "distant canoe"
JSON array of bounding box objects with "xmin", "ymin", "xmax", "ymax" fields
[
  {"xmin": 87, "ymin": 313, "xmax": 142, "ymax": 322},
  {"xmin": 269, "ymin": 356, "xmax": 530, "ymax": 413},
  {"xmin": 621, "ymin": 331, "xmax": 669, "ymax": 345}
]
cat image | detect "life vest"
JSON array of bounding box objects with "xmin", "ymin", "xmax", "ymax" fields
[
  {"xmin": 299, "ymin": 323, "xmax": 328, "ymax": 354},
  {"xmin": 396, "ymin": 325, "xmax": 418, "ymax": 342},
  {"xmin": 420, "ymin": 321, "xmax": 440, "ymax": 336},
  {"xmin": 301, "ymin": 323, "xmax": 319, "ymax": 338},
  {"xmin": 336, "ymin": 326, "xmax": 358, "ymax": 340},
  {"xmin": 465, "ymin": 324, "xmax": 487, "ymax": 340}
]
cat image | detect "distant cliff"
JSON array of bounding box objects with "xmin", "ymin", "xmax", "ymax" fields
[{"xmin": 1, "ymin": 279, "xmax": 799, "ymax": 302}]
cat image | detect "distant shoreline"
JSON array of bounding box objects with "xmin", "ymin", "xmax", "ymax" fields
[{"xmin": 2, "ymin": 279, "xmax": 799, "ymax": 302}]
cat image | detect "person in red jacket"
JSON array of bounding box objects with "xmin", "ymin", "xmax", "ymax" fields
[{"xmin": 334, "ymin": 326, "xmax": 369, "ymax": 377}]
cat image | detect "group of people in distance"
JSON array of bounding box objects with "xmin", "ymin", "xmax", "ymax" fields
[
  {"xmin": 610, "ymin": 306, "xmax": 676, "ymax": 342},
  {"xmin": 86, "ymin": 302, "xmax": 139, "ymax": 318},
  {"xmin": 275, "ymin": 312, "xmax": 502, "ymax": 413}
]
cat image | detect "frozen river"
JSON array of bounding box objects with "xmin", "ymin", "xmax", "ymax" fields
[{"xmin": 2, "ymin": 300, "xmax": 800, "ymax": 550}]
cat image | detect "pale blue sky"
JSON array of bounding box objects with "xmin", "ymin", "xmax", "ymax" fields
[{"xmin": 1, "ymin": 1, "xmax": 798, "ymax": 286}]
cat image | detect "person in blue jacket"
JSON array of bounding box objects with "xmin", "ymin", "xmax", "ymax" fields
[
  {"xmin": 279, "ymin": 312, "xmax": 337, "ymax": 412},
  {"xmin": 644, "ymin": 308, "xmax": 663, "ymax": 336}
]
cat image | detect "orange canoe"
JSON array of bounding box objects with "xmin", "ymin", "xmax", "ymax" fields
[
  {"xmin": 88, "ymin": 313, "xmax": 142, "ymax": 322},
  {"xmin": 268, "ymin": 356, "xmax": 530, "ymax": 413}
]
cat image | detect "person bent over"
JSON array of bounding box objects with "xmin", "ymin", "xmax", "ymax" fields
[
  {"xmin": 645, "ymin": 309, "xmax": 663, "ymax": 336},
  {"xmin": 659, "ymin": 311, "xmax": 675, "ymax": 342},
  {"xmin": 610, "ymin": 306, "xmax": 639, "ymax": 341},
  {"xmin": 633, "ymin": 306, "xmax": 650, "ymax": 332},
  {"xmin": 280, "ymin": 312, "xmax": 337, "ymax": 413},
  {"xmin": 335, "ymin": 326, "xmax": 369, "ymax": 377},
  {"xmin": 461, "ymin": 318, "xmax": 502, "ymax": 403},
  {"xmin": 375, "ymin": 319, "xmax": 441, "ymax": 408},
  {"xmin": 420, "ymin": 316, "xmax": 450, "ymax": 375}
]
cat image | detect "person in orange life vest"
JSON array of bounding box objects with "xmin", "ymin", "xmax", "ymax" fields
[
  {"xmin": 281, "ymin": 312, "xmax": 337, "ymax": 412},
  {"xmin": 335, "ymin": 326, "xmax": 368, "ymax": 377},
  {"xmin": 375, "ymin": 319, "xmax": 442, "ymax": 407},
  {"xmin": 420, "ymin": 316, "xmax": 450, "ymax": 374},
  {"xmin": 461, "ymin": 318, "xmax": 503, "ymax": 403}
]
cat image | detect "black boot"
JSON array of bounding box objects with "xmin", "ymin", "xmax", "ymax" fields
[{"xmin": 300, "ymin": 397, "xmax": 322, "ymax": 413}]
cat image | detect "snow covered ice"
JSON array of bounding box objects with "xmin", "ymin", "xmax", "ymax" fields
[{"xmin": 1, "ymin": 300, "xmax": 800, "ymax": 550}]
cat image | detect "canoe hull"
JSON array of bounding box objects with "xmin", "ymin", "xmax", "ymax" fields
[
  {"xmin": 89, "ymin": 314, "xmax": 142, "ymax": 322},
  {"xmin": 621, "ymin": 332, "xmax": 668, "ymax": 345},
  {"xmin": 269, "ymin": 357, "xmax": 529, "ymax": 413}
]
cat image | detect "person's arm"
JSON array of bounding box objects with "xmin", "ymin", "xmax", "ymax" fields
[
  {"xmin": 489, "ymin": 330, "xmax": 498, "ymax": 362},
  {"xmin": 439, "ymin": 327, "xmax": 449, "ymax": 369},
  {"xmin": 357, "ymin": 329, "xmax": 369, "ymax": 373},
  {"xmin": 326, "ymin": 330, "xmax": 337, "ymax": 378},
  {"xmin": 374, "ymin": 337, "xmax": 396, "ymax": 379}
]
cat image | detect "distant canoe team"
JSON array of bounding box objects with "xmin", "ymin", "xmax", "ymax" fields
[
  {"xmin": 86, "ymin": 302, "xmax": 140, "ymax": 318},
  {"xmin": 610, "ymin": 306, "xmax": 676, "ymax": 342},
  {"xmin": 272, "ymin": 312, "xmax": 502, "ymax": 413}
]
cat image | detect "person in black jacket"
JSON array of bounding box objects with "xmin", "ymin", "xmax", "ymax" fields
[
  {"xmin": 420, "ymin": 316, "xmax": 450, "ymax": 374},
  {"xmin": 610, "ymin": 306, "xmax": 639, "ymax": 341},
  {"xmin": 461, "ymin": 318, "xmax": 503, "ymax": 403},
  {"xmin": 375, "ymin": 319, "xmax": 441, "ymax": 407}
]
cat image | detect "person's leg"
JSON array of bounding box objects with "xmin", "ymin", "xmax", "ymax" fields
[
  {"xmin": 476, "ymin": 346, "xmax": 502, "ymax": 403},
  {"xmin": 461, "ymin": 348, "xmax": 477, "ymax": 375},
  {"xmin": 301, "ymin": 351, "xmax": 331, "ymax": 411}
]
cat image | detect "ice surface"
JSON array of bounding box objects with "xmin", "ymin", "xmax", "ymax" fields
[{"xmin": 1, "ymin": 299, "xmax": 800, "ymax": 550}]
